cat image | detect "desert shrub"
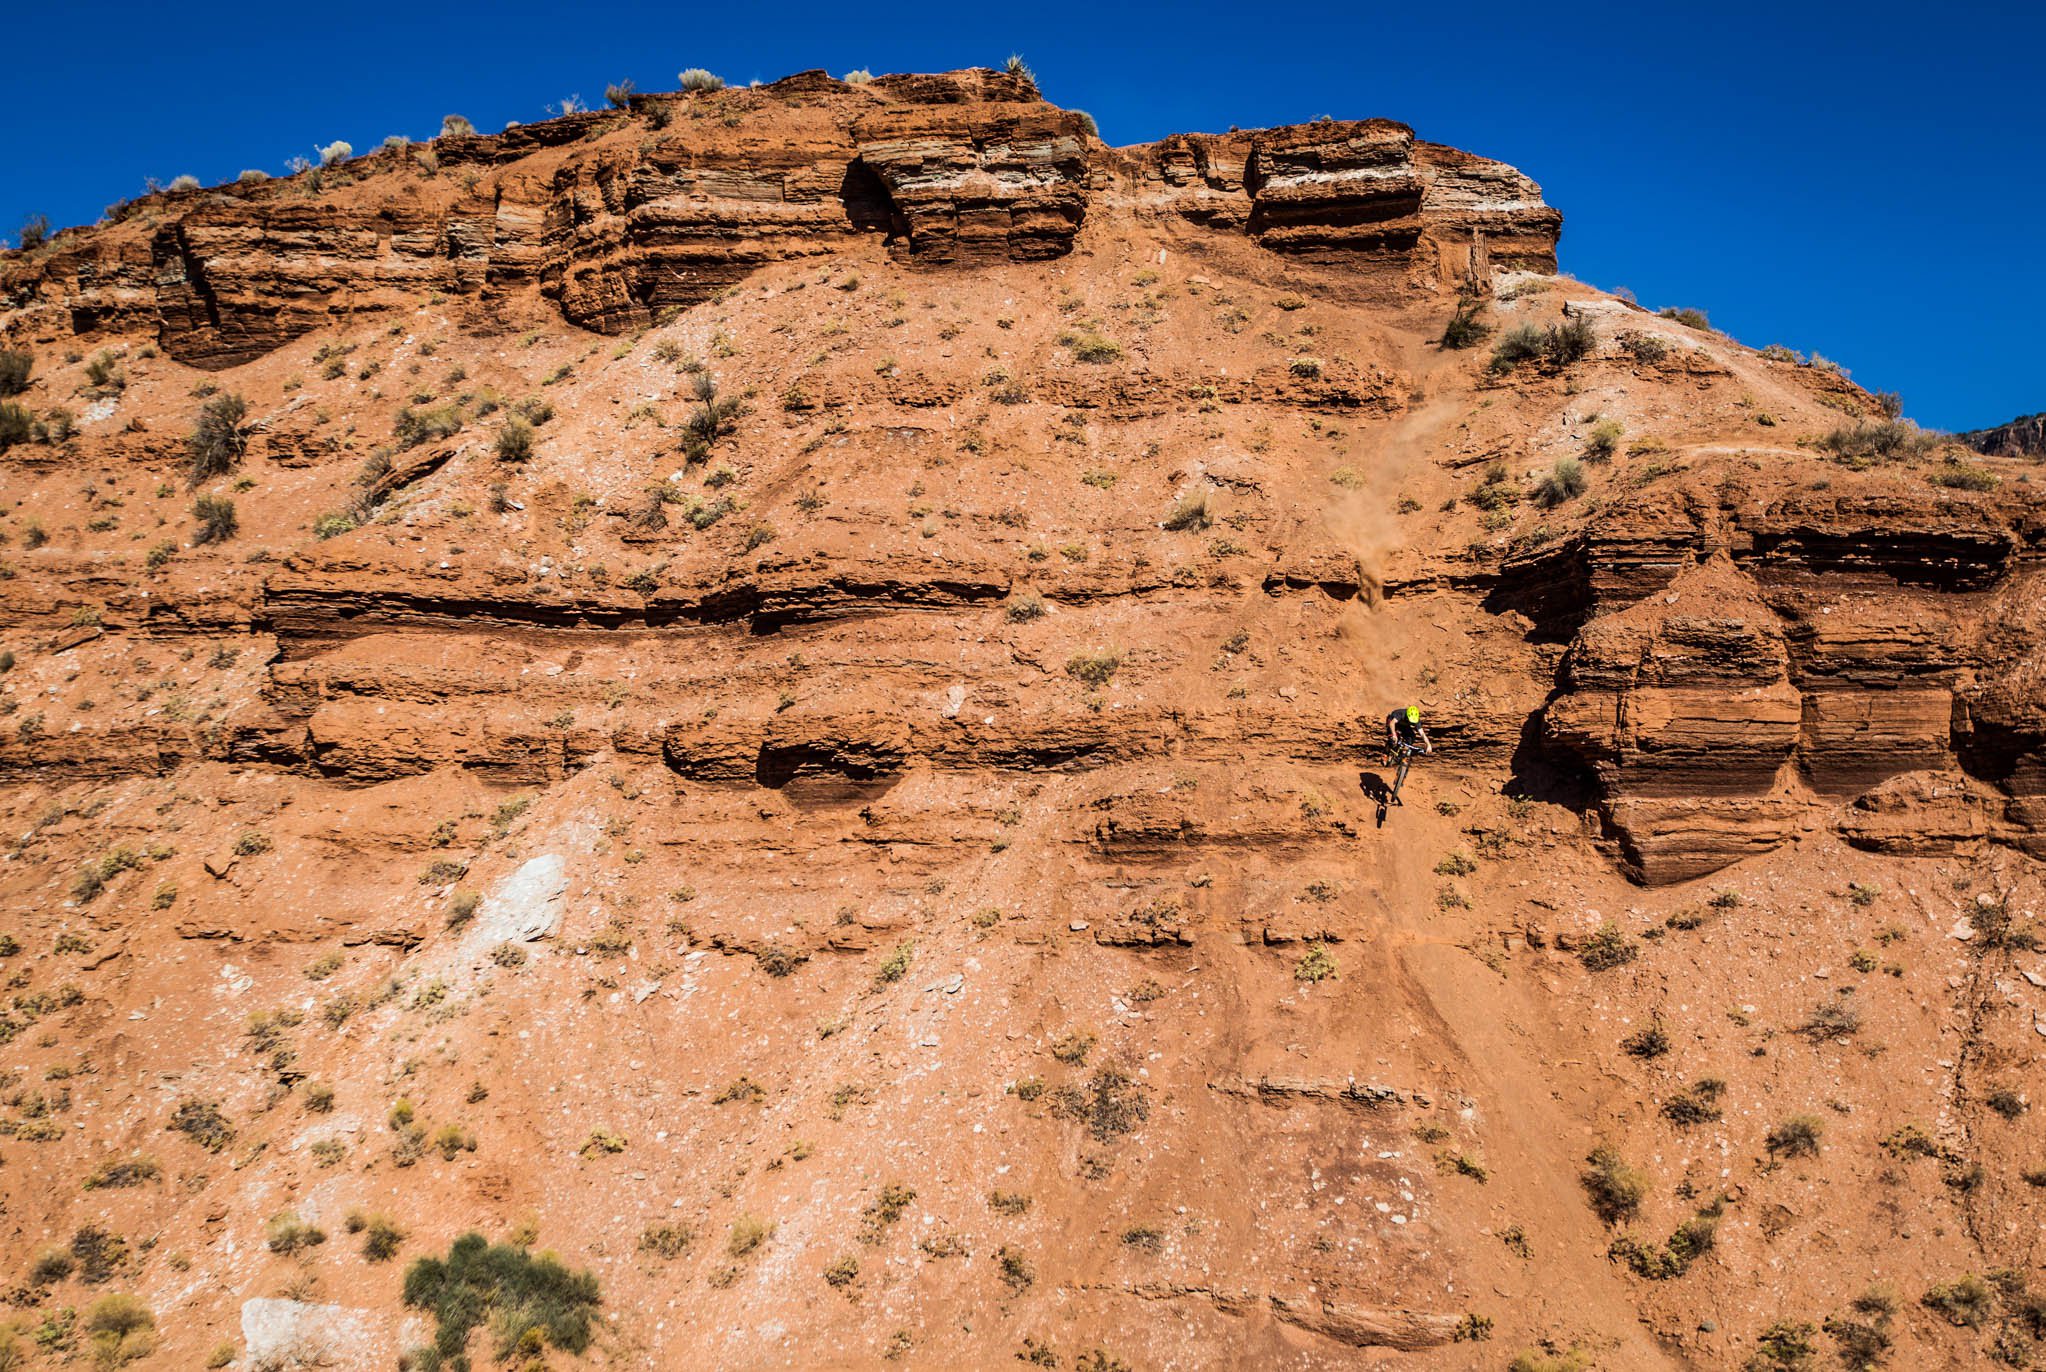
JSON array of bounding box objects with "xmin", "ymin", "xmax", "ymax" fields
[
  {"xmin": 1295, "ymin": 943, "xmax": 1338, "ymax": 982},
  {"xmin": 168, "ymin": 1099, "xmax": 233, "ymax": 1151},
  {"xmin": 192, "ymin": 494, "xmax": 237, "ymax": 544},
  {"xmin": 84, "ymin": 1293, "xmax": 153, "ymax": 1367},
  {"xmin": 30, "ymin": 1246, "xmax": 74, "ymax": 1283},
  {"xmin": 433, "ymin": 1125, "xmax": 476, "ymax": 1159},
  {"xmin": 1986, "ymin": 1088, "xmax": 2027, "ymax": 1120},
  {"xmin": 1621, "ymin": 333, "xmax": 1668, "ymax": 363},
  {"xmin": 1765, "ymin": 1115, "xmax": 1823, "ymax": 1158},
  {"xmin": 824, "ymin": 1253, "xmax": 860, "ymax": 1287},
  {"xmin": 1049, "ymin": 1067, "xmax": 1151, "ymax": 1142},
  {"xmin": 394, "ymin": 402, "xmax": 463, "ymax": 450},
  {"xmin": 1661, "ymin": 1078, "xmax": 1725, "ymax": 1127},
  {"xmin": 1005, "ymin": 592, "xmax": 1046, "ymax": 623},
  {"xmin": 1162, "ymin": 490, "xmax": 1212, "ymax": 531},
  {"xmin": 186, "ymin": 393, "xmax": 249, "ymax": 485},
  {"xmin": 1490, "ymin": 324, "xmax": 1546, "ymax": 370},
  {"xmin": 83, "ymin": 1157, "xmax": 160, "ymax": 1191},
  {"xmin": 1581, "ymin": 1146, "xmax": 1646, "ymax": 1224},
  {"xmin": 353, "ymin": 1213, "xmax": 404, "ymax": 1261},
  {"xmin": 873, "ymin": 940, "xmax": 914, "ymax": 987},
  {"xmin": 494, "ymin": 416, "xmax": 533, "ymax": 463},
  {"xmin": 17, "ymin": 214, "xmax": 51, "ymax": 251},
  {"xmin": 1066, "ymin": 651, "xmax": 1121, "ymax": 686},
  {"xmin": 1287, "ymin": 356, "xmax": 1322, "ymax": 378},
  {"xmin": 1921, "ymin": 1273, "xmax": 1995, "ymax": 1328},
  {"xmin": 1657, "ymin": 306, "xmax": 1711, "ymax": 330},
  {"xmin": 85, "ymin": 349, "xmax": 125, "ymax": 390},
  {"xmin": 727, "ymin": 1215, "xmax": 773, "ymax": 1257},
  {"xmin": 604, "ymin": 79, "xmax": 636, "ymax": 108},
  {"xmin": 998, "ymin": 1246, "xmax": 1035, "ymax": 1290},
  {"xmin": 1748, "ymin": 1321, "xmax": 1817, "ymax": 1369},
  {"xmin": 1621, "ymin": 1020, "xmax": 1669, "ymax": 1058},
  {"xmin": 678, "ymin": 68, "xmax": 725, "ymax": 92},
  {"xmin": 638, "ymin": 1223, "xmax": 694, "ymax": 1259},
  {"xmin": 1584, "ymin": 419, "xmax": 1623, "ymax": 461},
  {"xmin": 1533, "ymin": 456, "xmax": 1587, "ymax": 508},
  {"xmin": 402, "ymin": 1233, "xmax": 601, "ymax": 1363},
  {"xmin": 1578, "ymin": 921, "xmax": 1637, "ymax": 971},
  {"xmin": 266, "ymin": 1211, "xmax": 326, "ymax": 1255},
  {"xmin": 1799, "ymin": 999, "xmax": 1861, "ymax": 1041},
  {"xmin": 440, "ymin": 114, "xmax": 475, "ymax": 138},
  {"xmin": 71, "ymin": 1226, "xmax": 129, "ymax": 1284},
  {"xmin": 318, "ymin": 140, "xmax": 352, "ymax": 167},
  {"xmin": 989, "ymin": 1189, "xmax": 1032, "ymax": 1215},
  {"xmin": 0, "ymin": 401, "xmax": 31, "ymax": 450},
  {"xmin": 313, "ymin": 512, "xmax": 356, "ymax": 539},
  {"xmin": 0, "ymin": 350, "xmax": 31, "ymax": 396},
  {"xmin": 681, "ymin": 374, "xmax": 741, "ymax": 460},
  {"xmin": 843, "ymin": 68, "xmax": 874, "ymax": 83},
  {"xmin": 1929, "ymin": 456, "xmax": 1997, "ymax": 491},
  {"xmin": 1491, "ymin": 317, "xmax": 1597, "ymax": 373},
  {"xmin": 1440, "ymin": 302, "xmax": 1489, "ymax": 349},
  {"xmin": 1818, "ymin": 418, "xmax": 1937, "ymax": 467},
  {"xmin": 1611, "ymin": 1206, "xmax": 1718, "ymax": 1279},
  {"xmin": 1063, "ymin": 331, "xmax": 1123, "ymax": 363}
]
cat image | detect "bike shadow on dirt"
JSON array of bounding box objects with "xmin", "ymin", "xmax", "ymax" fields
[{"xmin": 1358, "ymin": 772, "xmax": 1394, "ymax": 827}]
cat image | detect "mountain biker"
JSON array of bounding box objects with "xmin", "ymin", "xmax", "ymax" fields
[{"xmin": 1383, "ymin": 705, "xmax": 1433, "ymax": 804}]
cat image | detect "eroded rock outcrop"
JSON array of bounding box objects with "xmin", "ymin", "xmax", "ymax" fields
[{"xmin": 2, "ymin": 71, "xmax": 1561, "ymax": 367}]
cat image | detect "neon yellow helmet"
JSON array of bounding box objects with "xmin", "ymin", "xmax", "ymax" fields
[{"xmin": 1405, "ymin": 706, "xmax": 1421, "ymax": 723}]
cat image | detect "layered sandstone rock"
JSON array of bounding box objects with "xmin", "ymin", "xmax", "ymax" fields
[
  {"xmin": 2, "ymin": 72, "xmax": 1562, "ymax": 367},
  {"xmin": 1141, "ymin": 120, "xmax": 1561, "ymax": 279}
]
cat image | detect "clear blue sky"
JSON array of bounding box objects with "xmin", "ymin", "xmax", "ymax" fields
[{"xmin": 4, "ymin": 1, "xmax": 2037, "ymax": 431}]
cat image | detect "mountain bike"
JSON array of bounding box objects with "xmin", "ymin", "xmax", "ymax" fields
[{"xmin": 1383, "ymin": 738, "xmax": 1430, "ymax": 805}]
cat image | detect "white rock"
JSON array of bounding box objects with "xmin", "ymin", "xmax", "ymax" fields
[
  {"xmin": 478, "ymin": 854, "xmax": 567, "ymax": 942},
  {"xmin": 241, "ymin": 1298, "xmax": 375, "ymax": 1368}
]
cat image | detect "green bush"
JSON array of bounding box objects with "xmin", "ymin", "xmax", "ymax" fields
[
  {"xmin": 1748, "ymin": 1321, "xmax": 1817, "ymax": 1369},
  {"xmin": 394, "ymin": 402, "xmax": 463, "ymax": 450},
  {"xmin": 85, "ymin": 1293, "xmax": 154, "ymax": 1367},
  {"xmin": 0, "ymin": 349, "xmax": 31, "ymax": 396},
  {"xmin": 495, "ymin": 416, "xmax": 534, "ymax": 463},
  {"xmin": 1657, "ymin": 306, "xmax": 1711, "ymax": 331},
  {"xmin": 186, "ymin": 393, "xmax": 249, "ymax": 485},
  {"xmin": 1581, "ymin": 1146, "xmax": 1646, "ymax": 1224},
  {"xmin": 440, "ymin": 114, "xmax": 475, "ymax": 137},
  {"xmin": 1065, "ymin": 651, "xmax": 1121, "ymax": 686},
  {"xmin": 1584, "ymin": 419, "xmax": 1623, "ymax": 461},
  {"xmin": 1440, "ymin": 302, "xmax": 1489, "ymax": 349},
  {"xmin": 168, "ymin": 1099, "xmax": 233, "ymax": 1152},
  {"xmin": 1817, "ymin": 418, "xmax": 1937, "ymax": 467},
  {"xmin": 1532, "ymin": 457, "xmax": 1586, "ymax": 508},
  {"xmin": 1921, "ymin": 1273, "xmax": 1995, "ymax": 1328},
  {"xmin": 266, "ymin": 1211, "xmax": 326, "ymax": 1255},
  {"xmin": 0, "ymin": 401, "xmax": 32, "ymax": 450},
  {"xmin": 1577, "ymin": 921, "xmax": 1637, "ymax": 971},
  {"xmin": 678, "ymin": 68, "xmax": 725, "ymax": 92},
  {"xmin": 402, "ymin": 1233, "xmax": 601, "ymax": 1364},
  {"xmin": 192, "ymin": 495, "xmax": 237, "ymax": 544},
  {"xmin": 17, "ymin": 214, "xmax": 51, "ymax": 251},
  {"xmin": 1928, "ymin": 457, "xmax": 1997, "ymax": 491},
  {"xmin": 1491, "ymin": 318, "xmax": 1596, "ymax": 372}
]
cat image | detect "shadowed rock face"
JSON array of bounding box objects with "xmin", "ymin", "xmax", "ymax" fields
[
  {"xmin": 1, "ymin": 70, "xmax": 1561, "ymax": 369},
  {"xmin": 1964, "ymin": 410, "xmax": 2046, "ymax": 459}
]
